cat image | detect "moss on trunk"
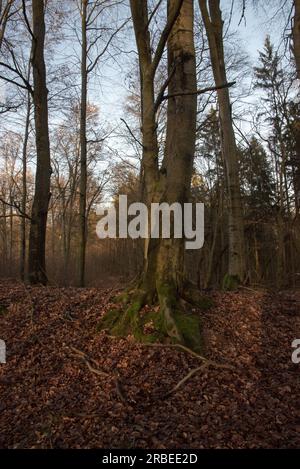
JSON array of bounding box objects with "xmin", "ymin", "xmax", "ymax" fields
[{"xmin": 97, "ymin": 280, "xmax": 211, "ymax": 353}]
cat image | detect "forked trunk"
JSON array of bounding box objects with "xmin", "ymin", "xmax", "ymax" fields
[{"xmin": 99, "ymin": 0, "xmax": 204, "ymax": 349}]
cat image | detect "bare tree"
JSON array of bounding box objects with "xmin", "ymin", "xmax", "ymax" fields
[
  {"xmin": 198, "ymin": 0, "xmax": 245, "ymax": 287},
  {"xmin": 28, "ymin": 0, "xmax": 51, "ymax": 284},
  {"xmin": 292, "ymin": 0, "xmax": 300, "ymax": 78},
  {"xmin": 77, "ymin": 0, "xmax": 128, "ymax": 286},
  {"xmin": 0, "ymin": 0, "xmax": 15, "ymax": 49}
]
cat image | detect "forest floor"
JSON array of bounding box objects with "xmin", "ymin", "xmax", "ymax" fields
[{"xmin": 0, "ymin": 279, "xmax": 299, "ymax": 449}]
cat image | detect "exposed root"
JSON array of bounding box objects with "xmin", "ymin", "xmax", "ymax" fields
[
  {"xmin": 68, "ymin": 342, "xmax": 235, "ymax": 405},
  {"xmin": 164, "ymin": 364, "xmax": 207, "ymax": 397},
  {"xmin": 69, "ymin": 346, "xmax": 127, "ymax": 403},
  {"xmin": 99, "ymin": 277, "xmax": 215, "ymax": 353}
]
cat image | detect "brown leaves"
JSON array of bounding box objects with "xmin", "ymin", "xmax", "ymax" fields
[{"xmin": 0, "ymin": 280, "xmax": 299, "ymax": 448}]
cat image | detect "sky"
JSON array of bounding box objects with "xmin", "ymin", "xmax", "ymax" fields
[
  {"xmin": 83, "ymin": 0, "xmax": 294, "ymax": 132},
  {"xmin": 0, "ymin": 0, "xmax": 296, "ymax": 170}
]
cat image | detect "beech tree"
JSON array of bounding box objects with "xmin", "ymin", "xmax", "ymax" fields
[
  {"xmin": 99, "ymin": 0, "xmax": 206, "ymax": 347},
  {"xmin": 292, "ymin": 0, "xmax": 300, "ymax": 78},
  {"xmin": 77, "ymin": 0, "xmax": 128, "ymax": 287},
  {"xmin": 27, "ymin": 0, "xmax": 51, "ymax": 284},
  {"xmin": 198, "ymin": 0, "xmax": 246, "ymax": 287}
]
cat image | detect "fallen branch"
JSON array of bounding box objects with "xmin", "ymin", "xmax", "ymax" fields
[{"xmin": 69, "ymin": 346, "xmax": 108, "ymax": 377}]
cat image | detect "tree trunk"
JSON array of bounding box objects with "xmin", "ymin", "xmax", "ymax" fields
[
  {"xmin": 20, "ymin": 78, "xmax": 31, "ymax": 281},
  {"xmin": 153, "ymin": 0, "xmax": 197, "ymax": 339},
  {"xmin": 292, "ymin": 0, "xmax": 300, "ymax": 214},
  {"xmin": 101, "ymin": 0, "xmax": 204, "ymax": 350},
  {"xmin": 78, "ymin": 0, "xmax": 88, "ymax": 287},
  {"xmin": 293, "ymin": 0, "xmax": 300, "ymax": 79},
  {"xmin": 199, "ymin": 0, "xmax": 245, "ymax": 286},
  {"xmin": 28, "ymin": 0, "xmax": 51, "ymax": 285}
]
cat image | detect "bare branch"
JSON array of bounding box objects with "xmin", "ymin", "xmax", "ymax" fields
[
  {"xmin": 120, "ymin": 117, "xmax": 144, "ymax": 148},
  {"xmin": 150, "ymin": 0, "xmax": 184, "ymax": 76},
  {"xmin": 161, "ymin": 81, "xmax": 236, "ymax": 101}
]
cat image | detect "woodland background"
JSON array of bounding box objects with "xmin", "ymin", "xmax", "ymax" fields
[{"xmin": 0, "ymin": 0, "xmax": 299, "ymax": 289}]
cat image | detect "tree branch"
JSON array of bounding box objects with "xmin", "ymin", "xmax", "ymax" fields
[
  {"xmin": 120, "ymin": 117, "xmax": 144, "ymax": 148},
  {"xmin": 150, "ymin": 0, "xmax": 184, "ymax": 76},
  {"xmin": 0, "ymin": 196, "xmax": 32, "ymax": 220},
  {"xmin": 161, "ymin": 81, "xmax": 236, "ymax": 101}
]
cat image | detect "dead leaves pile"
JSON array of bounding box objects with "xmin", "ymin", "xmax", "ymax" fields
[{"xmin": 0, "ymin": 280, "xmax": 299, "ymax": 448}]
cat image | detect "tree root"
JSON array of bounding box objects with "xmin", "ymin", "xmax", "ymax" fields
[
  {"xmin": 68, "ymin": 340, "xmax": 235, "ymax": 405},
  {"xmin": 69, "ymin": 346, "xmax": 127, "ymax": 403}
]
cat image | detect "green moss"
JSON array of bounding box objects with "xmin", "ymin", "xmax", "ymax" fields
[
  {"xmin": 222, "ymin": 273, "xmax": 240, "ymax": 291},
  {"xmin": 0, "ymin": 305, "xmax": 7, "ymax": 316},
  {"xmin": 173, "ymin": 310, "xmax": 203, "ymax": 353},
  {"xmin": 156, "ymin": 282, "xmax": 177, "ymax": 307},
  {"xmin": 113, "ymin": 292, "xmax": 130, "ymax": 305},
  {"xmin": 96, "ymin": 308, "xmax": 120, "ymax": 332},
  {"xmin": 182, "ymin": 286, "xmax": 214, "ymax": 310},
  {"xmin": 97, "ymin": 285, "xmax": 203, "ymax": 353}
]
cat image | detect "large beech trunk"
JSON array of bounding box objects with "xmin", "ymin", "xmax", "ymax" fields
[
  {"xmin": 150, "ymin": 0, "xmax": 197, "ymax": 313},
  {"xmin": 103, "ymin": 0, "xmax": 201, "ymax": 346},
  {"xmin": 139, "ymin": 0, "xmax": 197, "ymax": 303},
  {"xmin": 199, "ymin": 0, "xmax": 245, "ymax": 284},
  {"xmin": 28, "ymin": 0, "xmax": 51, "ymax": 285}
]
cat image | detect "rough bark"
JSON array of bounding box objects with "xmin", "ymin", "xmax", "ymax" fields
[
  {"xmin": 78, "ymin": 0, "xmax": 88, "ymax": 287},
  {"xmin": 154, "ymin": 0, "xmax": 197, "ymax": 335},
  {"xmin": 28, "ymin": 0, "xmax": 51, "ymax": 285},
  {"xmin": 100, "ymin": 0, "xmax": 206, "ymax": 350},
  {"xmin": 199, "ymin": 0, "xmax": 245, "ymax": 285},
  {"xmin": 293, "ymin": 0, "xmax": 300, "ymax": 79}
]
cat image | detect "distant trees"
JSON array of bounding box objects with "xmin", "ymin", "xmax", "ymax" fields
[
  {"xmin": 0, "ymin": 0, "xmax": 299, "ymax": 298},
  {"xmin": 50, "ymin": 102, "xmax": 108, "ymax": 283},
  {"xmin": 0, "ymin": 0, "xmax": 14, "ymax": 49},
  {"xmin": 77, "ymin": 0, "xmax": 128, "ymax": 286}
]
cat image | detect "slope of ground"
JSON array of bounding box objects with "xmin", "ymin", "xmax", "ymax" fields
[{"xmin": 0, "ymin": 279, "xmax": 299, "ymax": 448}]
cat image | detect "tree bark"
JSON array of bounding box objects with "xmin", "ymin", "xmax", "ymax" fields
[
  {"xmin": 28, "ymin": 0, "xmax": 51, "ymax": 285},
  {"xmin": 78, "ymin": 0, "xmax": 88, "ymax": 287},
  {"xmin": 155, "ymin": 0, "xmax": 197, "ymax": 295},
  {"xmin": 292, "ymin": 0, "xmax": 300, "ymax": 214},
  {"xmin": 293, "ymin": 0, "xmax": 300, "ymax": 79},
  {"xmin": 20, "ymin": 69, "xmax": 31, "ymax": 281},
  {"xmin": 199, "ymin": 0, "xmax": 245, "ymax": 285},
  {"xmin": 108, "ymin": 0, "xmax": 201, "ymax": 346}
]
